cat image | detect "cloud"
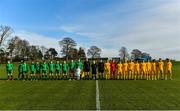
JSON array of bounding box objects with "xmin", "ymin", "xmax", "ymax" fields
[
  {"xmin": 14, "ymin": 30, "xmax": 62, "ymax": 56},
  {"xmin": 14, "ymin": 30, "xmax": 91, "ymax": 57},
  {"xmin": 60, "ymin": 25, "xmax": 106, "ymax": 37},
  {"xmin": 116, "ymin": 0, "xmax": 180, "ymax": 60},
  {"xmin": 59, "ymin": 0, "xmax": 180, "ymax": 60},
  {"xmin": 9, "ymin": 0, "xmax": 180, "ymax": 60},
  {"xmin": 15, "ymin": 31, "xmax": 59, "ymax": 48},
  {"xmin": 101, "ymin": 48, "xmax": 118, "ymax": 58}
]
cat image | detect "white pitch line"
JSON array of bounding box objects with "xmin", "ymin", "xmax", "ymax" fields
[{"xmin": 96, "ymin": 80, "xmax": 100, "ymax": 111}]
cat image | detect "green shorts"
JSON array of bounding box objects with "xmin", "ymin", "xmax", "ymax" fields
[
  {"xmin": 63, "ymin": 70, "xmax": 67, "ymax": 74},
  {"xmin": 56, "ymin": 70, "xmax": 60, "ymax": 74},
  {"xmin": 30, "ymin": 71, "xmax": 35, "ymax": 74},
  {"xmin": 22, "ymin": 71, "xmax": 27, "ymax": 75},
  {"xmin": 42, "ymin": 70, "xmax": 47, "ymax": 74},
  {"xmin": 49, "ymin": 70, "xmax": 54, "ymax": 74},
  {"xmin": 36, "ymin": 70, "xmax": 41, "ymax": 74},
  {"xmin": 7, "ymin": 70, "xmax": 12, "ymax": 75}
]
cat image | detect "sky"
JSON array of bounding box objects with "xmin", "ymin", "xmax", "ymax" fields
[{"xmin": 0, "ymin": 0, "xmax": 180, "ymax": 60}]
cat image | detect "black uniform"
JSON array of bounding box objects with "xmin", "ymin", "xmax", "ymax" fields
[
  {"xmin": 84, "ymin": 61, "xmax": 90, "ymax": 72},
  {"xmin": 91, "ymin": 63, "xmax": 97, "ymax": 74},
  {"xmin": 98, "ymin": 62, "xmax": 104, "ymax": 73}
]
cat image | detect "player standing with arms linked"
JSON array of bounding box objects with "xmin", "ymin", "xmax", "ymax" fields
[
  {"xmin": 69, "ymin": 60, "xmax": 76, "ymax": 80},
  {"xmin": 151, "ymin": 59, "xmax": 157, "ymax": 80},
  {"xmin": 42, "ymin": 61, "xmax": 48, "ymax": 80},
  {"xmin": 76, "ymin": 59, "xmax": 83, "ymax": 79},
  {"xmin": 104, "ymin": 60, "xmax": 111, "ymax": 80},
  {"xmin": 84, "ymin": 58, "xmax": 90, "ymax": 80},
  {"xmin": 128, "ymin": 60, "xmax": 135, "ymax": 80},
  {"xmin": 49, "ymin": 61, "xmax": 54, "ymax": 80},
  {"xmin": 123, "ymin": 60, "xmax": 128, "ymax": 80},
  {"xmin": 91, "ymin": 60, "xmax": 97, "ymax": 80},
  {"xmin": 29, "ymin": 61, "xmax": 35, "ymax": 81},
  {"xmin": 35, "ymin": 61, "xmax": 41, "ymax": 80},
  {"xmin": 158, "ymin": 58, "xmax": 164, "ymax": 80},
  {"xmin": 117, "ymin": 61, "xmax": 123, "ymax": 80},
  {"xmin": 165, "ymin": 58, "xmax": 172, "ymax": 80},
  {"xmin": 110, "ymin": 59, "xmax": 116, "ymax": 80},
  {"xmin": 98, "ymin": 59, "xmax": 104, "ymax": 80},
  {"xmin": 134, "ymin": 61, "xmax": 140, "ymax": 80},
  {"xmin": 140, "ymin": 60, "xmax": 146, "ymax": 80},
  {"xmin": 18, "ymin": 60, "xmax": 23, "ymax": 80},
  {"xmin": 55, "ymin": 61, "xmax": 62, "ymax": 80},
  {"xmin": 62, "ymin": 60, "xmax": 68, "ymax": 80}
]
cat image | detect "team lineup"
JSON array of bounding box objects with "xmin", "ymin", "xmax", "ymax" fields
[{"xmin": 5, "ymin": 58, "xmax": 172, "ymax": 81}]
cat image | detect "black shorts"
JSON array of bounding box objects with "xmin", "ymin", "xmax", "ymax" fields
[
  {"xmin": 92, "ymin": 70, "xmax": 97, "ymax": 74},
  {"xmin": 84, "ymin": 68, "xmax": 90, "ymax": 72},
  {"xmin": 70, "ymin": 70, "xmax": 74, "ymax": 74},
  {"xmin": 63, "ymin": 70, "xmax": 67, "ymax": 74},
  {"xmin": 98, "ymin": 69, "xmax": 104, "ymax": 73}
]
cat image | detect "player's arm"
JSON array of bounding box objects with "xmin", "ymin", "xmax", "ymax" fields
[
  {"xmin": 12, "ymin": 64, "xmax": 14, "ymax": 70},
  {"xmin": 27, "ymin": 64, "xmax": 29, "ymax": 72}
]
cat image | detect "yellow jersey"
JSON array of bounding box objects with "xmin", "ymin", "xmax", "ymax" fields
[
  {"xmin": 166, "ymin": 61, "xmax": 172, "ymax": 71},
  {"xmin": 151, "ymin": 62, "xmax": 156, "ymax": 71},
  {"xmin": 117, "ymin": 63, "xmax": 123, "ymax": 72},
  {"xmin": 134, "ymin": 63, "xmax": 140, "ymax": 71},
  {"xmin": 141, "ymin": 62, "xmax": 146, "ymax": 72},
  {"xmin": 158, "ymin": 61, "xmax": 164, "ymax": 70},
  {"xmin": 128, "ymin": 62, "xmax": 134, "ymax": 71},
  {"xmin": 104, "ymin": 62, "xmax": 111, "ymax": 70},
  {"xmin": 123, "ymin": 63, "xmax": 128, "ymax": 71},
  {"xmin": 146, "ymin": 62, "xmax": 151, "ymax": 71}
]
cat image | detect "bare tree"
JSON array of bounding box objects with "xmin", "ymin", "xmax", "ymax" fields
[
  {"xmin": 59, "ymin": 37, "xmax": 77, "ymax": 61},
  {"xmin": 18, "ymin": 40, "xmax": 30, "ymax": 59},
  {"xmin": 119, "ymin": 46, "xmax": 129, "ymax": 62},
  {"xmin": 78, "ymin": 47, "xmax": 86, "ymax": 59},
  {"xmin": 68, "ymin": 48, "xmax": 78, "ymax": 59},
  {"xmin": 0, "ymin": 25, "xmax": 13, "ymax": 46},
  {"xmin": 45, "ymin": 48, "xmax": 58, "ymax": 60},
  {"xmin": 29, "ymin": 45, "xmax": 43, "ymax": 60},
  {"xmin": 0, "ymin": 25, "xmax": 13, "ymax": 62},
  {"xmin": 7, "ymin": 36, "xmax": 21, "ymax": 59},
  {"xmin": 40, "ymin": 46, "xmax": 47, "ymax": 59},
  {"xmin": 87, "ymin": 46, "xmax": 101, "ymax": 58}
]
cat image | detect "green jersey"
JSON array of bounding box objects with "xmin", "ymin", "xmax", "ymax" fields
[
  {"xmin": 23, "ymin": 63, "xmax": 28, "ymax": 72},
  {"xmin": 42, "ymin": 64, "xmax": 48, "ymax": 71},
  {"xmin": 69, "ymin": 62, "xmax": 75, "ymax": 70},
  {"xmin": 55, "ymin": 63, "xmax": 61, "ymax": 71},
  {"xmin": 18, "ymin": 64, "xmax": 23, "ymax": 73},
  {"xmin": 77, "ymin": 61, "xmax": 83, "ymax": 70},
  {"xmin": 6, "ymin": 63, "xmax": 13, "ymax": 71},
  {"xmin": 30, "ymin": 64, "xmax": 35, "ymax": 73},
  {"xmin": 49, "ymin": 63, "xmax": 54, "ymax": 71},
  {"xmin": 35, "ymin": 64, "xmax": 41, "ymax": 72},
  {"xmin": 62, "ymin": 63, "xmax": 68, "ymax": 71}
]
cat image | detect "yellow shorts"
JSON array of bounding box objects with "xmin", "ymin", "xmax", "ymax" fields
[
  {"xmin": 118, "ymin": 70, "xmax": 122, "ymax": 73},
  {"xmin": 166, "ymin": 69, "xmax": 172, "ymax": 74}
]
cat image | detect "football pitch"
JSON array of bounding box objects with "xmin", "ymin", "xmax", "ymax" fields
[{"xmin": 0, "ymin": 61, "xmax": 180, "ymax": 110}]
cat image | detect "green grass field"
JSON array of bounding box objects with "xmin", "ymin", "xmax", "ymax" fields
[{"xmin": 0, "ymin": 61, "xmax": 180, "ymax": 110}]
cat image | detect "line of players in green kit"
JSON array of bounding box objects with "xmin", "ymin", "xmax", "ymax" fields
[{"xmin": 6, "ymin": 59, "xmax": 84, "ymax": 80}]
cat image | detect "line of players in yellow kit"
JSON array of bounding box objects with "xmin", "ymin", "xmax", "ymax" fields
[{"xmin": 104, "ymin": 58, "xmax": 172, "ymax": 80}]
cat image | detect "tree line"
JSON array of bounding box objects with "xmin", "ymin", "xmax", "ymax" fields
[{"xmin": 0, "ymin": 25, "xmax": 151, "ymax": 63}]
